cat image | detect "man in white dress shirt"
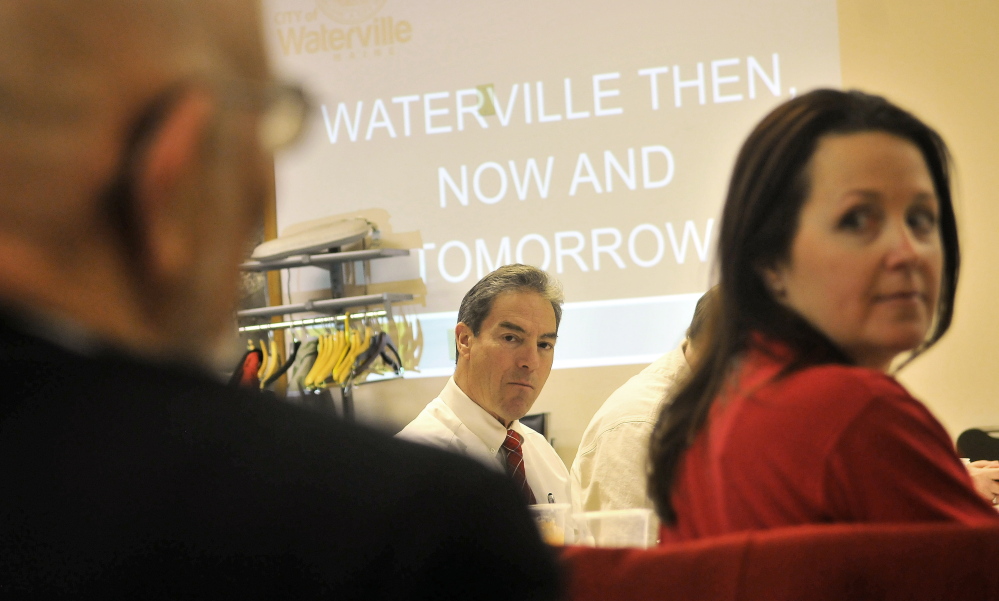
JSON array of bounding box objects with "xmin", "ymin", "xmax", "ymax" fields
[
  {"xmin": 570, "ymin": 287, "xmax": 717, "ymax": 516},
  {"xmin": 398, "ymin": 264, "xmax": 571, "ymax": 506}
]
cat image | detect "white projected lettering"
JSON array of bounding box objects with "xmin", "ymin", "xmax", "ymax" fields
[
  {"xmin": 315, "ymin": 51, "xmax": 776, "ymax": 289},
  {"xmin": 438, "ymin": 157, "xmax": 555, "ymax": 207},
  {"xmin": 440, "ymin": 146, "xmax": 672, "ymax": 203},
  {"xmin": 638, "ymin": 54, "xmax": 782, "ymax": 109},
  {"xmin": 415, "ymin": 219, "xmax": 716, "ymax": 283},
  {"xmin": 456, "ymin": 89, "xmax": 488, "ymax": 131},
  {"xmin": 266, "ymin": 0, "xmax": 841, "ymax": 370},
  {"xmin": 319, "ymin": 54, "xmax": 783, "ymax": 144}
]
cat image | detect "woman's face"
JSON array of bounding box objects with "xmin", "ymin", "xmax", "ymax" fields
[{"xmin": 765, "ymin": 131, "xmax": 943, "ymax": 371}]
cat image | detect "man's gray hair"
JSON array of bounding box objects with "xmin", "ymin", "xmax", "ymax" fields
[{"xmin": 457, "ymin": 264, "xmax": 563, "ymax": 336}]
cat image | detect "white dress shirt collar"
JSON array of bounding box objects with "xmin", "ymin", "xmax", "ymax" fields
[{"xmin": 440, "ymin": 377, "xmax": 510, "ymax": 453}]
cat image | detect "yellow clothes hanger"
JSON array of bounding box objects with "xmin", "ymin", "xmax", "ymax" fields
[
  {"xmin": 256, "ymin": 337, "xmax": 269, "ymax": 381},
  {"xmin": 330, "ymin": 318, "xmax": 354, "ymax": 386},
  {"xmin": 342, "ymin": 325, "xmax": 373, "ymax": 385},
  {"xmin": 411, "ymin": 317, "xmax": 423, "ymax": 371},
  {"xmin": 316, "ymin": 331, "xmax": 337, "ymax": 387},
  {"xmin": 401, "ymin": 314, "xmax": 419, "ymax": 371},
  {"xmin": 315, "ymin": 328, "xmax": 344, "ymax": 390},
  {"xmin": 335, "ymin": 325, "xmax": 368, "ymax": 385},
  {"xmin": 260, "ymin": 337, "xmax": 281, "ymax": 389},
  {"xmin": 304, "ymin": 333, "xmax": 328, "ymax": 389}
]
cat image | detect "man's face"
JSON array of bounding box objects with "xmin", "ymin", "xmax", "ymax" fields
[
  {"xmin": 456, "ymin": 290, "xmax": 558, "ymax": 426},
  {"xmin": 175, "ymin": 4, "xmax": 276, "ymax": 359},
  {"xmin": 174, "ymin": 5, "xmax": 310, "ymax": 364}
]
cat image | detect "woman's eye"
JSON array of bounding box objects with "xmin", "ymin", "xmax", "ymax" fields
[
  {"xmin": 838, "ymin": 209, "xmax": 870, "ymax": 232},
  {"xmin": 908, "ymin": 209, "xmax": 938, "ymax": 234}
]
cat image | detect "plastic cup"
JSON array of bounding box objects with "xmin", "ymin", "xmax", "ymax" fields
[
  {"xmin": 572, "ymin": 508, "xmax": 656, "ymax": 548},
  {"xmin": 529, "ymin": 503, "xmax": 571, "ymax": 545}
]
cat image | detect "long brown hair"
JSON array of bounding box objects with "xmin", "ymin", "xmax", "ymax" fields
[{"xmin": 647, "ymin": 89, "xmax": 960, "ymax": 525}]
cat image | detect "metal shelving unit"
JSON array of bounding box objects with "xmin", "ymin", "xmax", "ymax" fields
[
  {"xmin": 238, "ymin": 244, "xmax": 413, "ymax": 420},
  {"xmin": 240, "ymin": 248, "xmax": 410, "ymax": 272},
  {"xmin": 236, "ymin": 292, "xmax": 413, "ymax": 321}
]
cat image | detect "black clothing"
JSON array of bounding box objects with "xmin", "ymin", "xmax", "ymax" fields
[{"xmin": 0, "ymin": 317, "xmax": 559, "ymax": 600}]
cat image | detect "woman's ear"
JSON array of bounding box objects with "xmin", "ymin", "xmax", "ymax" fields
[{"xmin": 759, "ymin": 263, "xmax": 788, "ymax": 300}]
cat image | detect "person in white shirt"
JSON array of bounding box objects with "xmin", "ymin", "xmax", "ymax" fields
[
  {"xmin": 570, "ymin": 288, "xmax": 716, "ymax": 516},
  {"xmin": 398, "ymin": 264, "xmax": 571, "ymax": 506}
]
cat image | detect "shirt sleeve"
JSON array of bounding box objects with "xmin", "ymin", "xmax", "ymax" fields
[
  {"xmin": 823, "ymin": 381, "xmax": 999, "ymax": 525},
  {"xmin": 574, "ymin": 420, "xmax": 657, "ymax": 512}
]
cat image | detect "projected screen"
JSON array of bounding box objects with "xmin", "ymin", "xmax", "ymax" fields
[{"xmin": 261, "ymin": 0, "xmax": 841, "ymax": 377}]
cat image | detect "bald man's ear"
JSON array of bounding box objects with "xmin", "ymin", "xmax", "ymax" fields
[{"xmin": 132, "ymin": 90, "xmax": 215, "ymax": 281}]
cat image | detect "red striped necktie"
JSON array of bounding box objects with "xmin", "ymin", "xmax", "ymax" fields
[{"xmin": 502, "ymin": 429, "xmax": 537, "ymax": 505}]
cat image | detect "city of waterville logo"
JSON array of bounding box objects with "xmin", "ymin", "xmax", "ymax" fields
[
  {"xmin": 274, "ymin": 0, "xmax": 412, "ymax": 58},
  {"xmin": 316, "ymin": 0, "xmax": 385, "ymax": 24}
]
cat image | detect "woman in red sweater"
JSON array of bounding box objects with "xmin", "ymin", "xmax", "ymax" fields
[{"xmin": 649, "ymin": 89, "xmax": 999, "ymax": 543}]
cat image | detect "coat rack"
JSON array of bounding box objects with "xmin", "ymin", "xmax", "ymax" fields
[{"xmin": 237, "ymin": 244, "xmax": 413, "ymax": 420}]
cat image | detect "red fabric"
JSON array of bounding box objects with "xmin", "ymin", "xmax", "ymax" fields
[
  {"xmin": 662, "ymin": 337, "xmax": 998, "ymax": 543},
  {"xmin": 561, "ymin": 522, "xmax": 999, "ymax": 601},
  {"xmin": 240, "ymin": 352, "xmax": 261, "ymax": 389},
  {"xmin": 502, "ymin": 429, "xmax": 537, "ymax": 505}
]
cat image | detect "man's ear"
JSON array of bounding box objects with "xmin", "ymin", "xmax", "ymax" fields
[
  {"xmin": 455, "ymin": 322, "xmax": 474, "ymax": 359},
  {"xmin": 132, "ymin": 90, "xmax": 215, "ymax": 281}
]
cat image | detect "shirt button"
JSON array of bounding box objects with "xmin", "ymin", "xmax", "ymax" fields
[{"xmin": 490, "ymin": 448, "xmax": 497, "ymax": 453}]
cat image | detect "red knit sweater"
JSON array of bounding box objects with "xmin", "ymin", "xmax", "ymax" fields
[{"xmin": 661, "ymin": 337, "xmax": 999, "ymax": 543}]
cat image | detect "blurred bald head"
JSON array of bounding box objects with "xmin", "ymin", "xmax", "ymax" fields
[
  {"xmin": 0, "ymin": 0, "xmax": 274, "ymax": 363},
  {"xmin": 0, "ymin": 0, "xmax": 267, "ymax": 216}
]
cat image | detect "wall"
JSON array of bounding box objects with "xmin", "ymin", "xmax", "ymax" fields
[
  {"xmin": 837, "ymin": 0, "xmax": 999, "ymax": 437},
  {"xmin": 349, "ymin": 0, "xmax": 999, "ymax": 466}
]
